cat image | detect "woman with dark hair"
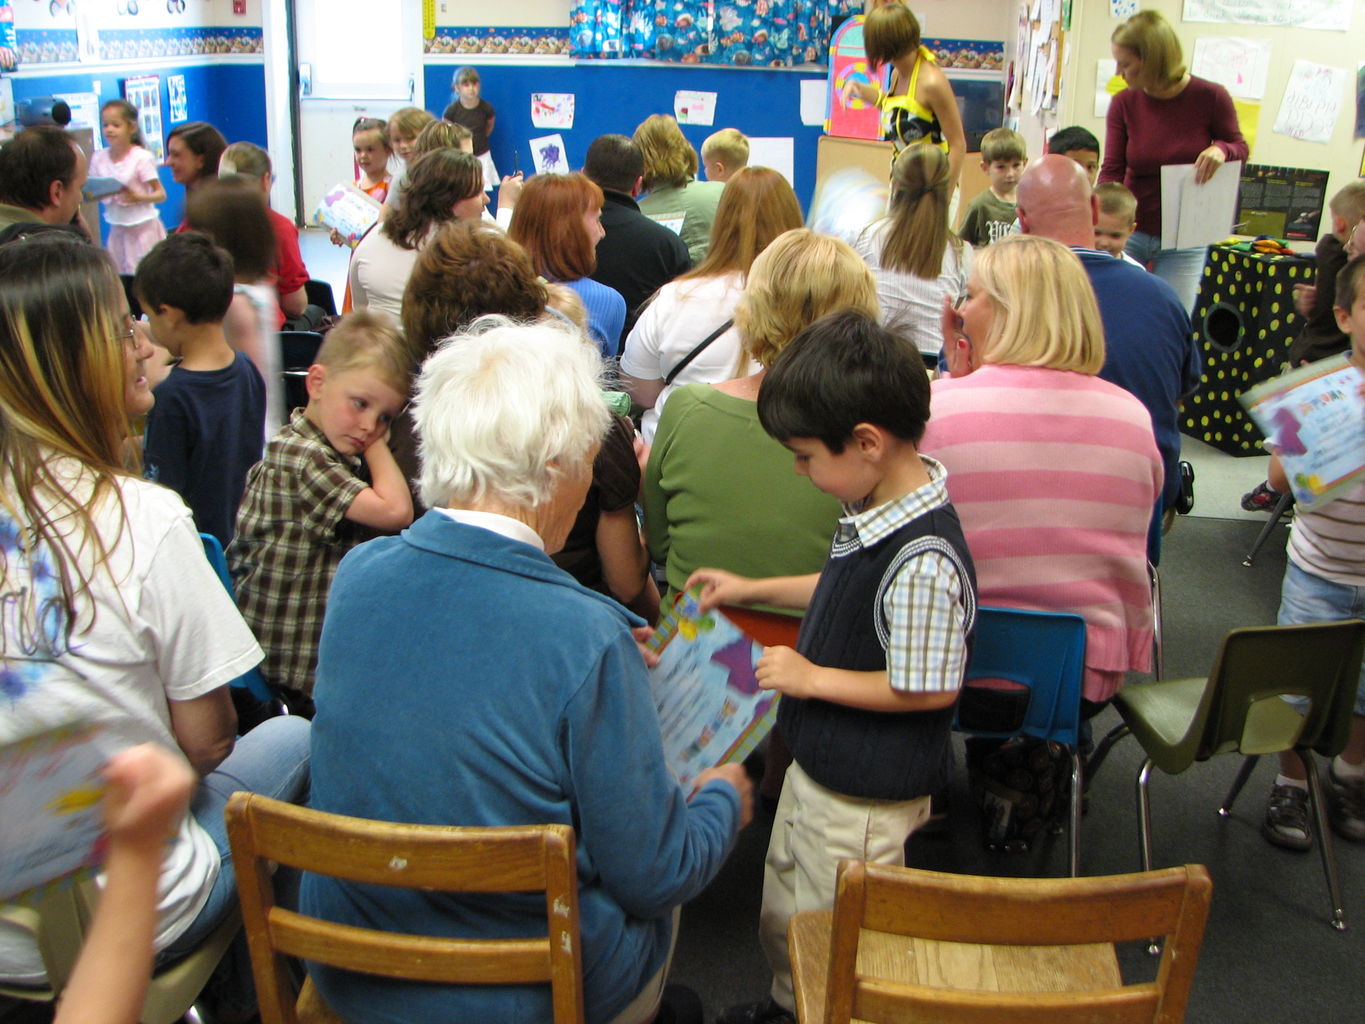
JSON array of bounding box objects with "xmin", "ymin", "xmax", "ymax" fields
[
  {"xmin": 165, "ymin": 121, "xmax": 226, "ymax": 225},
  {"xmin": 508, "ymin": 172, "xmax": 626, "ymax": 359},
  {"xmin": 0, "ymin": 232, "xmax": 309, "ymax": 1002},
  {"xmin": 853, "ymin": 144, "xmax": 971, "ymax": 360},
  {"xmin": 348, "ymin": 148, "xmax": 486, "ymax": 321}
]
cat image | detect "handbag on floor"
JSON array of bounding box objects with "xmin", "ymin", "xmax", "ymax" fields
[{"xmin": 965, "ymin": 736, "xmax": 1070, "ymax": 853}]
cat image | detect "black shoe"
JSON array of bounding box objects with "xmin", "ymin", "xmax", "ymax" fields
[
  {"xmin": 715, "ymin": 999, "xmax": 795, "ymax": 1024},
  {"xmin": 1262, "ymin": 783, "xmax": 1313, "ymax": 851},
  {"xmin": 656, "ymin": 984, "xmax": 704, "ymax": 1024}
]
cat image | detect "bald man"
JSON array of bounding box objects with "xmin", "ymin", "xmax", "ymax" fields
[{"xmin": 1018, "ymin": 155, "xmax": 1199, "ymax": 532}]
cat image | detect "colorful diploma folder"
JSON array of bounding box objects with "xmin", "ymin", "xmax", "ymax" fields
[
  {"xmin": 0, "ymin": 722, "xmax": 111, "ymax": 902},
  {"xmin": 1239, "ymin": 353, "xmax": 1365, "ymax": 509},
  {"xmin": 645, "ymin": 590, "xmax": 780, "ymax": 790},
  {"xmin": 311, "ymin": 182, "xmax": 382, "ymax": 248}
]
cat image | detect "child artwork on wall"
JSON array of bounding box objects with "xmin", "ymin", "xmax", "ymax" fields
[{"xmin": 529, "ymin": 133, "xmax": 568, "ymax": 176}]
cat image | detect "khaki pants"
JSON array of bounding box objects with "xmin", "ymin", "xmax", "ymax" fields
[{"xmin": 759, "ymin": 761, "xmax": 930, "ymax": 1010}]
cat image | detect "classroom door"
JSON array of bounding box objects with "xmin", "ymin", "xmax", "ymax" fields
[{"xmin": 292, "ymin": 0, "xmax": 424, "ymax": 220}]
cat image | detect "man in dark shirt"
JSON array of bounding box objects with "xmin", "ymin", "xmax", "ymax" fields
[{"xmin": 583, "ymin": 134, "xmax": 691, "ymax": 352}]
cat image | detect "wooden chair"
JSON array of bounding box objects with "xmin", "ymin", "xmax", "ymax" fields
[
  {"xmin": 224, "ymin": 792, "xmax": 585, "ymax": 1024},
  {"xmin": 788, "ymin": 860, "xmax": 1212, "ymax": 1024}
]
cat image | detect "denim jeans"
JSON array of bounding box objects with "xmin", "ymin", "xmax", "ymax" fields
[
  {"xmin": 1278, "ymin": 561, "xmax": 1365, "ymax": 715},
  {"xmin": 1124, "ymin": 231, "xmax": 1208, "ymax": 317},
  {"xmin": 161, "ymin": 714, "xmax": 312, "ymax": 959}
]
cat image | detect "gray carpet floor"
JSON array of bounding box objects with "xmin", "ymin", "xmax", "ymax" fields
[{"xmin": 669, "ymin": 513, "xmax": 1365, "ymax": 1023}]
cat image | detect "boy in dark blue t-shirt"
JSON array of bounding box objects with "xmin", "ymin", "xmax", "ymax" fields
[
  {"xmin": 689, "ymin": 311, "xmax": 977, "ymax": 1024},
  {"xmin": 136, "ymin": 232, "xmax": 265, "ymax": 545}
]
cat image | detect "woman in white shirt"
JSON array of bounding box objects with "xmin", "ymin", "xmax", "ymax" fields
[
  {"xmin": 854, "ymin": 143, "xmax": 972, "ymax": 361},
  {"xmin": 0, "ymin": 234, "xmax": 309, "ymax": 1002},
  {"xmin": 619, "ymin": 166, "xmax": 804, "ymax": 443}
]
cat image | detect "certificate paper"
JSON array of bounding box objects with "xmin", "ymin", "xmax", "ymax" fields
[
  {"xmin": 646, "ymin": 592, "xmax": 779, "ymax": 790},
  {"xmin": 1239, "ymin": 353, "xmax": 1365, "ymax": 509},
  {"xmin": 311, "ymin": 182, "xmax": 382, "ymax": 248}
]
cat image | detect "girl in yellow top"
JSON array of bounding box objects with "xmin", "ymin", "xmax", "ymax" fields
[{"xmin": 841, "ymin": 3, "xmax": 966, "ymax": 192}]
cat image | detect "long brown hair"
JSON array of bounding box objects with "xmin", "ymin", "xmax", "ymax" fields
[
  {"xmin": 685, "ymin": 167, "xmax": 803, "ymax": 282},
  {"xmin": 383, "ymin": 149, "xmax": 484, "ymax": 251},
  {"xmin": 508, "ymin": 173, "xmax": 604, "ymax": 282},
  {"xmin": 876, "ymin": 144, "xmax": 961, "ymax": 279},
  {"xmin": 0, "ymin": 235, "xmax": 132, "ymax": 637}
]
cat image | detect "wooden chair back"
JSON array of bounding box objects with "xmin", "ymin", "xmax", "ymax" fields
[
  {"xmin": 817, "ymin": 860, "xmax": 1211, "ymax": 1024},
  {"xmin": 225, "ymin": 792, "xmax": 585, "ymax": 1024}
]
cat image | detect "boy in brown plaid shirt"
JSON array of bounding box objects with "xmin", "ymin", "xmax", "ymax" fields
[{"xmin": 228, "ymin": 311, "xmax": 414, "ymax": 712}]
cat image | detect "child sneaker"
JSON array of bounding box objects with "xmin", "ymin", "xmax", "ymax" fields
[
  {"xmin": 1240, "ymin": 481, "xmax": 1282, "ymax": 512},
  {"xmin": 1262, "ymin": 783, "xmax": 1313, "ymax": 851},
  {"xmin": 1325, "ymin": 764, "xmax": 1365, "ymax": 842}
]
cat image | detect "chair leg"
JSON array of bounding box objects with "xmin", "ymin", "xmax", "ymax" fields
[
  {"xmin": 1148, "ymin": 561, "xmax": 1164, "ymax": 680},
  {"xmin": 1300, "ymin": 750, "xmax": 1348, "ymax": 931},
  {"xmin": 1219, "ymin": 755, "xmax": 1260, "ymax": 817},
  {"xmin": 1135, "ymin": 758, "xmax": 1162, "ymax": 955},
  {"xmin": 1068, "ymin": 748, "xmax": 1083, "ymax": 878},
  {"xmin": 1242, "ymin": 491, "xmax": 1293, "ymax": 567},
  {"xmin": 1084, "ymin": 723, "xmax": 1130, "ymax": 792}
]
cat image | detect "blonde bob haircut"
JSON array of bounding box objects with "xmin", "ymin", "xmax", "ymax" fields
[
  {"xmin": 633, "ymin": 114, "xmax": 698, "ymax": 192},
  {"xmin": 1111, "ymin": 10, "xmax": 1185, "ymax": 92},
  {"xmin": 972, "ymin": 235, "xmax": 1105, "ymax": 374},
  {"xmin": 388, "ymin": 106, "xmax": 435, "ymax": 145},
  {"xmin": 735, "ymin": 228, "xmax": 879, "ymax": 370},
  {"xmin": 412, "ymin": 316, "xmax": 609, "ymax": 511}
]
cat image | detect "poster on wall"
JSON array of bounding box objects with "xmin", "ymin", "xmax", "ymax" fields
[
  {"xmin": 1236, "ymin": 164, "xmax": 1330, "ymax": 240},
  {"xmin": 1272, "ymin": 60, "xmax": 1349, "ymax": 144},
  {"xmin": 530, "ymin": 93, "xmax": 574, "ymax": 131},
  {"xmin": 1190, "ymin": 36, "xmax": 1271, "ymax": 100},
  {"xmin": 167, "ymin": 74, "xmax": 187, "ymax": 124},
  {"xmin": 1183, "ymin": 0, "xmax": 1351, "ymax": 31},
  {"xmin": 122, "ymin": 75, "xmax": 163, "ymax": 162}
]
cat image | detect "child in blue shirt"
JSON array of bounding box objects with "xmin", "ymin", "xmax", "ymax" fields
[
  {"xmin": 689, "ymin": 310, "xmax": 977, "ymax": 1024},
  {"xmin": 136, "ymin": 232, "xmax": 265, "ymax": 545}
]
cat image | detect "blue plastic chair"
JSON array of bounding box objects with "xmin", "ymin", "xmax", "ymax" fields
[
  {"xmin": 199, "ymin": 533, "xmax": 276, "ymax": 705},
  {"xmin": 954, "ymin": 607, "xmax": 1088, "ymax": 876}
]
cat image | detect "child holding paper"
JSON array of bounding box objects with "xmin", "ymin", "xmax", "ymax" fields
[
  {"xmin": 688, "ymin": 310, "xmax": 977, "ymax": 1024},
  {"xmin": 1261, "ymin": 254, "xmax": 1365, "ymax": 852}
]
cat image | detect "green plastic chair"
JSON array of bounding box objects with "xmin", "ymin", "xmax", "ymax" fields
[{"xmin": 1108, "ymin": 619, "xmax": 1365, "ymax": 933}]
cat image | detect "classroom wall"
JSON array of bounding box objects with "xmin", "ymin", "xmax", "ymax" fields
[
  {"xmin": 1063, "ymin": 0, "xmax": 1364, "ymax": 238},
  {"xmin": 6, "ymin": 0, "xmax": 266, "ymax": 231}
]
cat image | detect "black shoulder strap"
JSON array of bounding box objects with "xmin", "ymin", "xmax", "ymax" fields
[{"xmin": 664, "ymin": 318, "xmax": 734, "ymax": 387}]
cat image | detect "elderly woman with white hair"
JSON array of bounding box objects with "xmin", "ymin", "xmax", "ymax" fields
[{"xmin": 301, "ymin": 318, "xmax": 752, "ymax": 1024}]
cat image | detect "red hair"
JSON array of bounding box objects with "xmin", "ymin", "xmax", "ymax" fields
[{"xmin": 507, "ymin": 173, "xmax": 603, "ymax": 282}]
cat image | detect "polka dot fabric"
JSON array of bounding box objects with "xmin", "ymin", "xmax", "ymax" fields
[{"xmin": 1182, "ymin": 245, "xmax": 1317, "ymax": 456}]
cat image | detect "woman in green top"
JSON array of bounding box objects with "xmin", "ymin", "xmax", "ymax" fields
[
  {"xmin": 634, "ymin": 114, "xmax": 727, "ymax": 264},
  {"xmin": 643, "ymin": 229, "xmax": 881, "ymax": 600}
]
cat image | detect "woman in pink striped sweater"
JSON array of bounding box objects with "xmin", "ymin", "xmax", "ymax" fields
[{"xmin": 921, "ymin": 235, "xmax": 1162, "ymax": 707}]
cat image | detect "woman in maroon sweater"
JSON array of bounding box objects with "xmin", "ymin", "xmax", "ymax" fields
[{"xmin": 1100, "ymin": 10, "xmax": 1246, "ymax": 315}]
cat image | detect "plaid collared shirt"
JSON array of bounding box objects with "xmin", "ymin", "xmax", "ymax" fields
[
  {"xmin": 832, "ymin": 456, "xmax": 973, "ymax": 693},
  {"xmin": 228, "ymin": 411, "xmax": 369, "ymax": 695}
]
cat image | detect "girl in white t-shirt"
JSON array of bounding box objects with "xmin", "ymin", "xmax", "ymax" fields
[
  {"xmin": 0, "ymin": 234, "xmax": 309, "ymax": 1003},
  {"xmin": 620, "ymin": 166, "xmax": 804, "ymax": 443},
  {"xmin": 89, "ymin": 99, "xmax": 166, "ymax": 273}
]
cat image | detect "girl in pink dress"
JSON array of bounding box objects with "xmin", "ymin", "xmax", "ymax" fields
[{"xmin": 90, "ymin": 99, "xmax": 166, "ymax": 274}]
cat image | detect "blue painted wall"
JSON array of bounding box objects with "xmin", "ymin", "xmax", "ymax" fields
[
  {"xmin": 426, "ymin": 63, "xmax": 829, "ymax": 211},
  {"xmin": 12, "ymin": 62, "xmax": 267, "ymax": 231}
]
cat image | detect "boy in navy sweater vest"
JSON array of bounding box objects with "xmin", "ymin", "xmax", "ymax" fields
[{"xmin": 690, "ymin": 311, "xmax": 977, "ymax": 1024}]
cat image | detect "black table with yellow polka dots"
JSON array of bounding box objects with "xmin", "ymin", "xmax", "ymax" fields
[{"xmin": 1182, "ymin": 244, "xmax": 1317, "ymax": 455}]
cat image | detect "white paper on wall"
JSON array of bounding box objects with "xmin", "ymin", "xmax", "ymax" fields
[
  {"xmin": 746, "ymin": 137, "xmax": 795, "ymax": 188},
  {"xmin": 1191, "ymin": 36, "xmax": 1272, "ymax": 100},
  {"xmin": 674, "ymin": 90, "xmax": 716, "ymax": 126},
  {"xmin": 531, "ymin": 93, "xmax": 574, "ymax": 130},
  {"xmin": 528, "ymin": 134, "xmax": 565, "ymax": 176},
  {"xmin": 799, "ymin": 79, "xmax": 826, "ymax": 127},
  {"xmin": 1184, "ymin": 0, "xmax": 1351, "ymax": 31},
  {"xmin": 1273, "ymin": 59, "xmax": 1350, "ymax": 144},
  {"xmin": 1095, "ymin": 59, "xmax": 1119, "ymax": 117}
]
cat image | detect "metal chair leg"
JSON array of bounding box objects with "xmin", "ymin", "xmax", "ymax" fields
[
  {"xmin": 1068, "ymin": 748, "xmax": 1083, "ymax": 878},
  {"xmin": 1301, "ymin": 751, "xmax": 1348, "ymax": 931},
  {"xmin": 1135, "ymin": 758, "xmax": 1162, "ymax": 955},
  {"xmin": 1242, "ymin": 491, "xmax": 1293, "ymax": 567},
  {"xmin": 1084, "ymin": 722, "xmax": 1130, "ymax": 792},
  {"xmin": 1219, "ymin": 754, "xmax": 1260, "ymax": 817},
  {"xmin": 1148, "ymin": 561, "xmax": 1164, "ymax": 680}
]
